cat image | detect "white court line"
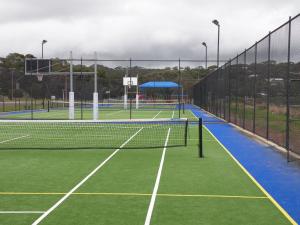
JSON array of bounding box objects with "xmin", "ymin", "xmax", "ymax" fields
[
  {"xmin": 0, "ymin": 135, "xmax": 29, "ymax": 144},
  {"xmin": 144, "ymin": 128, "xmax": 171, "ymax": 225},
  {"xmin": 152, "ymin": 111, "xmax": 162, "ymax": 120},
  {"xmin": 171, "ymin": 110, "xmax": 175, "ymax": 119},
  {"xmin": 104, "ymin": 110, "xmax": 123, "ymax": 116},
  {"xmin": 0, "ymin": 211, "xmax": 44, "ymax": 214},
  {"xmin": 32, "ymin": 128, "xmax": 143, "ymax": 225}
]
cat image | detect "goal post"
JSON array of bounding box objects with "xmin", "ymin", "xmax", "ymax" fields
[
  {"xmin": 93, "ymin": 52, "xmax": 98, "ymax": 120},
  {"xmin": 69, "ymin": 51, "xmax": 75, "ymax": 119}
]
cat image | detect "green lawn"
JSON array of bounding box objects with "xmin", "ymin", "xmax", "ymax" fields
[{"xmin": 0, "ymin": 110, "xmax": 292, "ymax": 225}]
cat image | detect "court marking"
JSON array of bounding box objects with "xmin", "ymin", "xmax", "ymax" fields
[
  {"xmin": 144, "ymin": 127, "xmax": 171, "ymax": 225},
  {"xmin": 190, "ymin": 109, "xmax": 297, "ymax": 224},
  {"xmin": 0, "ymin": 135, "xmax": 30, "ymax": 144},
  {"xmin": 0, "ymin": 192, "xmax": 268, "ymax": 199},
  {"xmin": 203, "ymin": 125, "xmax": 297, "ymax": 225},
  {"xmin": 104, "ymin": 110, "xmax": 124, "ymax": 116},
  {"xmin": 152, "ymin": 111, "xmax": 162, "ymax": 119},
  {"xmin": 171, "ymin": 110, "xmax": 175, "ymax": 119},
  {"xmin": 0, "ymin": 211, "xmax": 45, "ymax": 214},
  {"xmin": 31, "ymin": 127, "xmax": 144, "ymax": 225}
]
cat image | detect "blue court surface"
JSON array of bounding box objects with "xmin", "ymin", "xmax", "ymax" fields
[{"xmin": 191, "ymin": 105, "xmax": 300, "ymax": 224}]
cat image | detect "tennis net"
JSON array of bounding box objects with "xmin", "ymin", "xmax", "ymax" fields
[{"xmin": 0, "ymin": 118, "xmax": 188, "ymax": 150}]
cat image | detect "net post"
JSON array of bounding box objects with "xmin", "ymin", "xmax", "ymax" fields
[
  {"xmin": 199, "ymin": 117, "xmax": 203, "ymax": 158},
  {"xmin": 47, "ymin": 100, "xmax": 50, "ymax": 112},
  {"xmin": 185, "ymin": 119, "xmax": 188, "ymax": 146}
]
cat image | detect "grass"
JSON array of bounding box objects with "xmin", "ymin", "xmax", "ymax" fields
[{"xmin": 0, "ymin": 109, "xmax": 293, "ymax": 225}]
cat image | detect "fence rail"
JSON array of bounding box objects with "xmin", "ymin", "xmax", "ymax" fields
[{"xmin": 193, "ymin": 14, "xmax": 300, "ymax": 161}]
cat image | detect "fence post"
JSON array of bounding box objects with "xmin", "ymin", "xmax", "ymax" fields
[
  {"xmin": 228, "ymin": 60, "xmax": 232, "ymax": 122},
  {"xmin": 266, "ymin": 32, "xmax": 271, "ymax": 140},
  {"xmin": 286, "ymin": 17, "xmax": 292, "ymax": 161},
  {"xmin": 243, "ymin": 50, "xmax": 247, "ymax": 129},
  {"xmin": 178, "ymin": 58, "xmax": 181, "ymax": 118},
  {"xmin": 235, "ymin": 56, "xmax": 238, "ymax": 124},
  {"xmin": 253, "ymin": 42, "xmax": 257, "ymax": 133},
  {"xmin": 2, "ymin": 96, "xmax": 4, "ymax": 112},
  {"xmin": 129, "ymin": 58, "xmax": 132, "ymax": 120},
  {"xmin": 31, "ymin": 98, "xmax": 33, "ymax": 120}
]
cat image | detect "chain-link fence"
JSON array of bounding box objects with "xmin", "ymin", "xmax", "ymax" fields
[
  {"xmin": 1, "ymin": 57, "xmax": 211, "ymax": 120},
  {"xmin": 193, "ymin": 14, "xmax": 300, "ymax": 161}
]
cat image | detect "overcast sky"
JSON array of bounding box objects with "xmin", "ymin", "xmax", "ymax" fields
[{"xmin": 0, "ymin": 0, "xmax": 299, "ymax": 65}]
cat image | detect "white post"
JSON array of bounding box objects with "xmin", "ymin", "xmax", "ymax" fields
[
  {"xmin": 136, "ymin": 74, "xmax": 139, "ymax": 109},
  {"xmin": 124, "ymin": 86, "xmax": 128, "ymax": 109},
  {"xmin": 93, "ymin": 52, "xmax": 98, "ymax": 120},
  {"xmin": 69, "ymin": 51, "xmax": 75, "ymax": 120},
  {"xmin": 124, "ymin": 69, "xmax": 128, "ymax": 109}
]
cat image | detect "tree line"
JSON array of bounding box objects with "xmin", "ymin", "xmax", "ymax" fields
[{"xmin": 0, "ymin": 53, "xmax": 214, "ymax": 101}]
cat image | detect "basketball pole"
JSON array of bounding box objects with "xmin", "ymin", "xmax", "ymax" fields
[
  {"xmin": 69, "ymin": 51, "xmax": 75, "ymax": 120},
  {"xmin": 93, "ymin": 52, "xmax": 99, "ymax": 120}
]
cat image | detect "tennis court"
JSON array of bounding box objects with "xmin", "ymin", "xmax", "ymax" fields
[{"xmin": 0, "ymin": 108, "xmax": 293, "ymax": 225}]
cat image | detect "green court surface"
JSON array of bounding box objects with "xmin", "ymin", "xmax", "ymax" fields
[
  {"xmin": 0, "ymin": 109, "xmax": 292, "ymax": 225},
  {"xmin": 0, "ymin": 108, "xmax": 195, "ymax": 120}
]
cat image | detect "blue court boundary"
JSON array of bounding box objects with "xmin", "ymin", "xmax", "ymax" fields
[{"xmin": 190, "ymin": 105, "xmax": 300, "ymax": 224}]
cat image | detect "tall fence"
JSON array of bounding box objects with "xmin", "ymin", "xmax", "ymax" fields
[{"xmin": 193, "ymin": 14, "xmax": 300, "ymax": 161}]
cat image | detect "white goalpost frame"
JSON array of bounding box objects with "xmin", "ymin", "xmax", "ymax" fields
[
  {"xmin": 93, "ymin": 52, "xmax": 98, "ymax": 120},
  {"xmin": 69, "ymin": 52, "xmax": 98, "ymax": 120},
  {"xmin": 69, "ymin": 51, "xmax": 75, "ymax": 120}
]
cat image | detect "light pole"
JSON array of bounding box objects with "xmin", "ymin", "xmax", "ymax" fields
[
  {"xmin": 212, "ymin": 19, "xmax": 220, "ymax": 68},
  {"xmin": 42, "ymin": 40, "xmax": 47, "ymax": 58},
  {"xmin": 202, "ymin": 42, "xmax": 208, "ymax": 69}
]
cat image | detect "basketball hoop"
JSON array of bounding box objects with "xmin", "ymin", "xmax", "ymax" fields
[{"xmin": 37, "ymin": 74, "xmax": 43, "ymax": 82}]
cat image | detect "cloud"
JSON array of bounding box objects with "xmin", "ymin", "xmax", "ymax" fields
[{"xmin": 0, "ymin": 0, "xmax": 298, "ymax": 66}]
